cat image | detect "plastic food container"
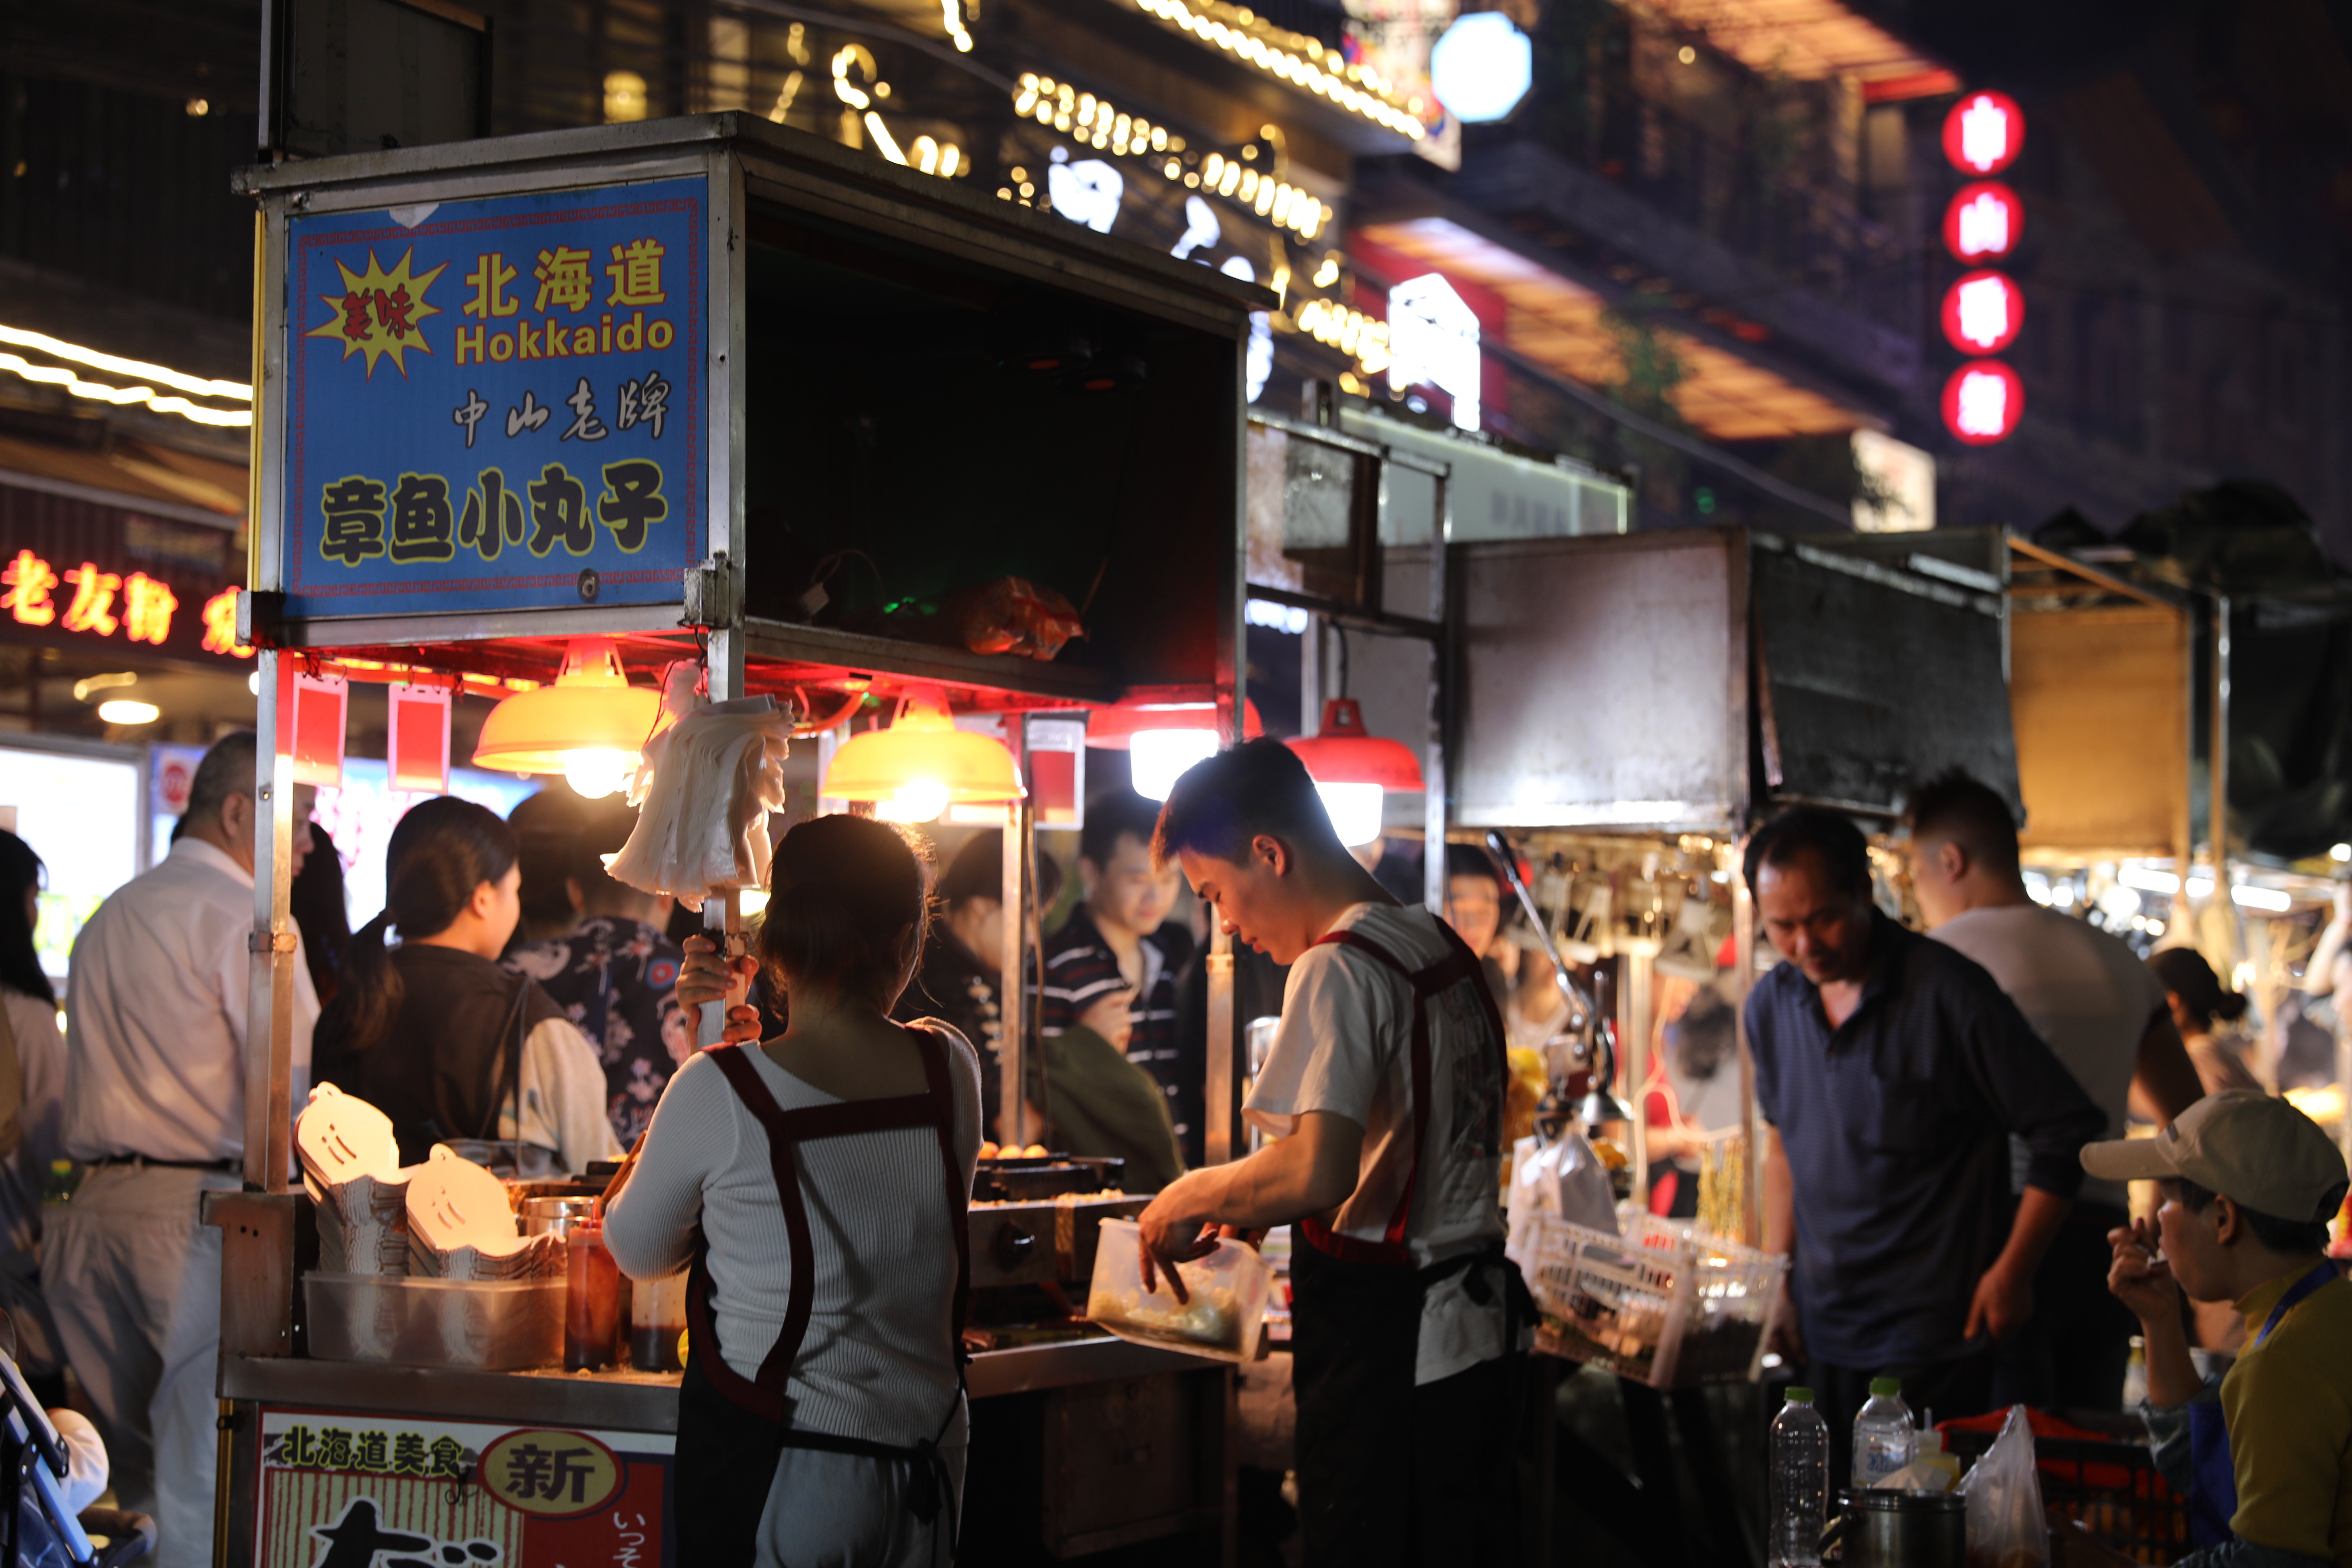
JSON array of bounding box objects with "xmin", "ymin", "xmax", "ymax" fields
[
  {"xmin": 565, "ymin": 1223, "xmax": 623, "ymax": 1371},
  {"xmin": 303, "ymin": 1272, "xmax": 563, "ymax": 1370},
  {"xmin": 1086, "ymin": 1218, "xmax": 1273, "ymax": 1363},
  {"xmin": 630, "ymin": 1270, "xmax": 689, "ymax": 1373}
]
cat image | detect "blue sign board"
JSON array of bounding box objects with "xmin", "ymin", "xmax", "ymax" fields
[{"xmin": 282, "ymin": 177, "xmax": 707, "ymax": 618}]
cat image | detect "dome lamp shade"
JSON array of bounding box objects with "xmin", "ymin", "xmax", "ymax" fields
[
  {"xmin": 1287, "ymin": 699, "xmax": 1424, "ymax": 849},
  {"xmin": 1080, "ymin": 697, "xmax": 1265, "ymax": 749},
  {"xmin": 821, "ymin": 686, "xmax": 1026, "ymax": 824},
  {"xmin": 472, "ymin": 638, "xmax": 663, "ymax": 799},
  {"xmin": 1084, "ymin": 697, "xmax": 1264, "ymax": 801}
]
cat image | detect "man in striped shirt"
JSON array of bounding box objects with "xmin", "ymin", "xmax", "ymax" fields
[{"xmin": 1044, "ymin": 791, "xmax": 1201, "ymax": 1163}]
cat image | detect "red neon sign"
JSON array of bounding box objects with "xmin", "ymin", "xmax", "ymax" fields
[
  {"xmin": 1943, "ymin": 91, "xmax": 2024, "ymax": 175},
  {"xmin": 1943, "ymin": 181, "xmax": 2022, "ymax": 263},
  {"xmin": 1941, "ymin": 270, "xmax": 2025, "ymax": 355},
  {"xmin": 1941, "ymin": 361, "xmax": 2024, "ymax": 445}
]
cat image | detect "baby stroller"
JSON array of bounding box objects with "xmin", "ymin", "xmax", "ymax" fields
[{"xmin": 0, "ymin": 1311, "xmax": 149, "ymax": 1568}]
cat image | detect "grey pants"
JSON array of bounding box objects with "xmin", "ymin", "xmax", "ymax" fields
[
  {"xmin": 752, "ymin": 1441, "xmax": 969, "ymax": 1567},
  {"xmin": 43, "ymin": 1164, "xmax": 233, "ymax": 1568}
]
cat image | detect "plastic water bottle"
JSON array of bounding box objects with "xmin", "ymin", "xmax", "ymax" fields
[
  {"xmin": 1769, "ymin": 1387, "xmax": 1828, "ymax": 1567},
  {"xmin": 1852, "ymin": 1376, "xmax": 1916, "ymax": 1489}
]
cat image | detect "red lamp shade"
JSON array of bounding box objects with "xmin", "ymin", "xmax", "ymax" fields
[
  {"xmin": 1082, "ymin": 698, "xmax": 1265, "ymax": 749},
  {"xmin": 1286, "ymin": 699, "xmax": 1423, "ymax": 789}
]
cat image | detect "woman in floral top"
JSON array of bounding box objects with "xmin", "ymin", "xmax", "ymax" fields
[{"xmin": 505, "ymin": 798, "xmax": 690, "ymax": 1146}]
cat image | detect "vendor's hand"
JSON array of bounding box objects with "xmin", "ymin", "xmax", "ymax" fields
[
  {"xmin": 1078, "ymin": 988, "xmax": 1136, "ymax": 1053},
  {"xmin": 1965, "ymin": 1259, "xmax": 2034, "ymax": 1343},
  {"xmin": 2106, "ymin": 1218, "xmax": 2180, "ymax": 1329},
  {"xmin": 2335, "ymin": 880, "xmax": 2352, "ymax": 927},
  {"xmin": 679, "ymin": 935, "xmax": 761, "ymax": 1045},
  {"xmin": 1767, "ymin": 1279, "xmax": 1806, "ymax": 1364},
  {"xmin": 1136, "ymin": 1178, "xmax": 1219, "ymax": 1304}
]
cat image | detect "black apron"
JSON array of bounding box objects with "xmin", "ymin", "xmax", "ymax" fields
[
  {"xmin": 1289, "ymin": 921, "xmax": 1526, "ymax": 1566},
  {"xmin": 674, "ymin": 1030, "xmax": 970, "ymax": 1568}
]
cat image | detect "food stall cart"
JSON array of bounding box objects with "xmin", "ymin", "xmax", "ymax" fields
[
  {"xmin": 208, "ymin": 112, "xmax": 1267, "ymax": 1567},
  {"xmin": 1435, "ymin": 525, "xmax": 2022, "ymax": 1568}
]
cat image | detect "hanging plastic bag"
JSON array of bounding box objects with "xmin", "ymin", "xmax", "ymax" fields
[
  {"xmin": 1956, "ymin": 1404, "xmax": 2047, "ymax": 1568},
  {"xmin": 1505, "ymin": 1130, "xmax": 1622, "ymax": 1267},
  {"xmin": 938, "ymin": 576, "xmax": 1085, "ymax": 660},
  {"xmin": 606, "ymin": 671, "xmax": 792, "ymax": 910}
]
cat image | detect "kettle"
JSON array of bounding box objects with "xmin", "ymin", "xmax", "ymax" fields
[{"xmin": 1823, "ymin": 1489, "xmax": 1966, "ymax": 1568}]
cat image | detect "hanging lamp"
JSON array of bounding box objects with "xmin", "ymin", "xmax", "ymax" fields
[
  {"xmin": 1084, "ymin": 697, "xmax": 1264, "ymax": 800},
  {"xmin": 821, "ymin": 685, "xmax": 1025, "ymax": 823},
  {"xmin": 472, "ymin": 638, "xmax": 663, "ymax": 799},
  {"xmin": 1286, "ymin": 698, "xmax": 1424, "ymax": 847}
]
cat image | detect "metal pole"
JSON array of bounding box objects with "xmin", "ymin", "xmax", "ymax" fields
[
  {"xmin": 1732, "ymin": 842, "xmax": 1760, "ymax": 1247},
  {"xmin": 1423, "ymin": 466, "xmax": 1449, "ymax": 918},
  {"xmin": 1620, "ymin": 941, "xmax": 1655, "ymax": 1209},
  {"xmin": 243, "ymin": 651, "xmax": 298, "ymax": 1193},
  {"xmin": 697, "ymin": 627, "xmax": 745, "ymax": 1048},
  {"xmin": 1000, "ymin": 785, "xmax": 1031, "ymax": 1150},
  {"xmin": 1204, "ymin": 929, "xmax": 1234, "ymax": 1167},
  {"xmin": 2210, "ymin": 593, "xmax": 2231, "ymax": 884}
]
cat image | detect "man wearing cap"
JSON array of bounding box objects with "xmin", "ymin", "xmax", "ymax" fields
[{"xmin": 2093, "ymin": 1092, "xmax": 2352, "ymax": 1566}]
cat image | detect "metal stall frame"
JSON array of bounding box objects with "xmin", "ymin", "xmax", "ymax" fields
[
  {"xmin": 215, "ymin": 112, "xmax": 1261, "ymax": 1566},
  {"xmin": 1243, "ymin": 408, "xmax": 1452, "ymax": 910}
]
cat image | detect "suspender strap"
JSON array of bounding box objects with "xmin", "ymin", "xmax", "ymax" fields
[
  {"xmin": 1297, "ymin": 920, "xmax": 1508, "ymax": 1269},
  {"xmin": 690, "ymin": 1030, "xmax": 967, "ymax": 1423}
]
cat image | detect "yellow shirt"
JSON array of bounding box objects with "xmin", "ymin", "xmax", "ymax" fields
[{"xmin": 2221, "ymin": 1265, "xmax": 2352, "ymax": 1563}]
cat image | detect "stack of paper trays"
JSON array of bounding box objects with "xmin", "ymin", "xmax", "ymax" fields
[
  {"xmin": 405, "ymin": 1145, "xmax": 563, "ymax": 1281},
  {"xmin": 296, "ymin": 1084, "xmax": 416, "ymax": 1276}
]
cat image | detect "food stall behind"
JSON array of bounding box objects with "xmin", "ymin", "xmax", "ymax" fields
[
  {"xmin": 1432, "ymin": 525, "xmax": 2022, "ymax": 1568},
  {"xmin": 209, "ymin": 112, "xmax": 1270, "ymax": 1567}
]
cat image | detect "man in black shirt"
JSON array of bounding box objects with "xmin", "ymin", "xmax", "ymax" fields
[{"xmin": 1745, "ymin": 806, "xmax": 2105, "ymax": 1474}]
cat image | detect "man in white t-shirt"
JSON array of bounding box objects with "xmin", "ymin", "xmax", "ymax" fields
[
  {"xmin": 1907, "ymin": 771, "xmax": 2203, "ymax": 1410},
  {"xmin": 1136, "ymin": 739, "xmax": 1516, "ymax": 1566}
]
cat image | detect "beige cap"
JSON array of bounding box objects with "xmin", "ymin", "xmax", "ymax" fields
[{"xmin": 2082, "ymin": 1091, "xmax": 2350, "ymax": 1223}]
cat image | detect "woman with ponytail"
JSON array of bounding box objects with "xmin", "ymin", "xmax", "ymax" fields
[
  {"xmin": 603, "ymin": 814, "xmax": 982, "ymax": 1568},
  {"xmin": 313, "ymin": 797, "xmax": 620, "ymax": 1175}
]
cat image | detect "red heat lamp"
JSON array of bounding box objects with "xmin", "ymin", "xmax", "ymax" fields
[{"xmin": 1286, "ymin": 698, "xmax": 1423, "ymax": 847}]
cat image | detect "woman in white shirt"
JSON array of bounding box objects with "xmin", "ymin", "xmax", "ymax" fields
[
  {"xmin": 312, "ymin": 798, "xmax": 618, "ymax": 1176},
  {"xmin": 604, "ymin": 814, "xmax": 980, "ymax": 1568}
]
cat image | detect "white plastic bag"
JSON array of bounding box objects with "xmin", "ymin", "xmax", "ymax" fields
[
  {"xmin": 1505, "ymin": 1130, "xmax": 1621, "ymax": 1268},
  {"xmin": 1956, "ymin": 1404, "xmax": 2046, "ymax": 1568},
  {"xmin": 606, "ymin": 676, "xmax": 791, "ymax": 910}
]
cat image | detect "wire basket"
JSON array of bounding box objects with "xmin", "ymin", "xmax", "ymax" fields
[
  {"xmin": 1943, "ymin": 1427, "xmax": 2188, "ymax": 1565},
  {"xmin": 1520, "ymin": 1211, "xmax": 1786, "ymax": 1388}
]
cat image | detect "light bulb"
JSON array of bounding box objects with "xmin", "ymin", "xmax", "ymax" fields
[
  {"xmin": 1315, "ymin": 781, "xmax": 1385, "ymax": 848},
  {"xmin": 97, "ymin": 699, "xmax": 160, "ymax": 726},
  {"xmin": 562, "ymin": 748, "xmax": 639, "ymax": 799},
  {"xmin": 1129, "ymin": 729, "xmax": 1219, "ymax": 800},
  {"xmin": 878, "ymin": 779, "xmax": 952, "ymax": 823},
  {"xmin": 248, "ymin": 671, "xmax": 261, "ymax": 696}
]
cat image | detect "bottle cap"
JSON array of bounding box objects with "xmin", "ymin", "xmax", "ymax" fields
[
  {"xmin": 1783, "ymin": 1387, "xmax": 1814, "ymax": 1404},
  {"xmin": 1868, "ymin": 1376, "xmax": 1902, "ymax": 1397}
]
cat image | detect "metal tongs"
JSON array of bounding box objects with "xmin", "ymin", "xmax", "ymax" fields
[{"xmin": 1484, "ymin": 831, "xmax": 1634, "ymax": 1136}]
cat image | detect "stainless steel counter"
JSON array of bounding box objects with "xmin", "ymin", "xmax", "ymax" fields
[{"xmin": 219, "ymin": 1336, "xmax": 1220, "ymax": 1431}]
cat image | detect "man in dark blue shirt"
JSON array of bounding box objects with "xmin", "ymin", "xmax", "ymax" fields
[{"xmin": 1745, "ymin": 806, "xmax": 2105, "ymax": 1473}]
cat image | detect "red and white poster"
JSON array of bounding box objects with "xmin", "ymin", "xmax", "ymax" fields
[{"xmin": 254, "ymin": 1408, "xmax": 673, "ymax": 1567}]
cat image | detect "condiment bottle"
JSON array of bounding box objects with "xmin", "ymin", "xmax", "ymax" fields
[{"xmin": 565, "ymin": 1220, "xmax": 623, "ymax": 1371}]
